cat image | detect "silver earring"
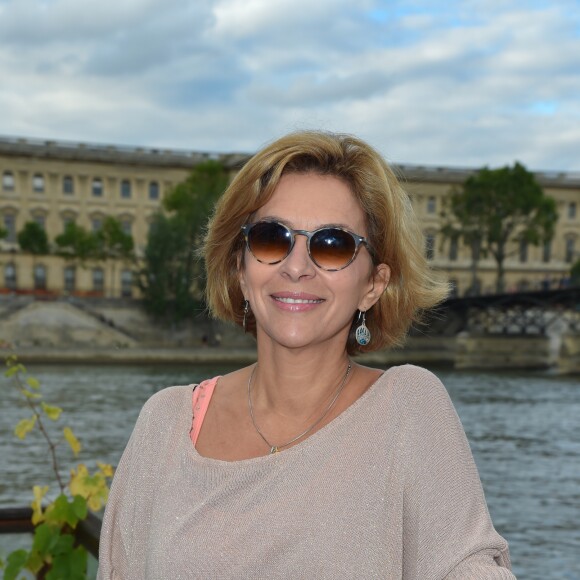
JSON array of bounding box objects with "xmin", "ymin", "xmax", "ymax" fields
[
  {"xmin": 243, "ymin": 300, "xmax": 250, "ymax": 333},
  {"xmin": 355, "ymin": 311, "xmax": 371, "ymax": 346}
]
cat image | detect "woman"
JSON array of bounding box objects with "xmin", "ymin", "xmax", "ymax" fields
[{"xmin": 98, "ymin": 131, "xmax": 515, "ymax": 579}]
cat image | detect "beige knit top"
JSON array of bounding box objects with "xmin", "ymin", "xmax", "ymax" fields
[{"xmin": 97, "ymin": 364, "xmax": 515, "ymax": 579}]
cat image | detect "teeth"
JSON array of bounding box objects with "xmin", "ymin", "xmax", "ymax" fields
[{"xmin": 275, "ymin": 297, "xmax": 322, "ymax": 304}]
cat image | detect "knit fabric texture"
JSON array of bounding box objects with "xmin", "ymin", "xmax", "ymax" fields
[{"xmin": 97, "ymin": 364, "xmax": 515, "ymax": 579}]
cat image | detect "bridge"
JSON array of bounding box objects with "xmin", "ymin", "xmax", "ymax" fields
[{"xmin": 416, "ymin": 287, "xmax": 580, "ymax": 336}]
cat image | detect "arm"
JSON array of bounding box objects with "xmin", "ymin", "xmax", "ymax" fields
[{"xmin": 397, "ymin": 366, "xmax": 516, "ymax": 579}]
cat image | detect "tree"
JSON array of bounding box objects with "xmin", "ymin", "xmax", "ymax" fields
[
  {"xmin": 441, "ymin": 162, "xmax": 558, "ymax": 293},
  {"xmin": 96, "ymin": 217, "xmax": 135, "ymax": 297},
  {"xmin": 139, "ymin": 160, "xmax": 229, "ymax": 321},
  {"xmin": 0, "ymin": 225, "xmax": 7, "ymax": 240},
  {"xmin": 138, "ymin": 212, "xmax": 193, "ymax": 321},
  {"xmin": 18, "ymin": 221, "xmax": 49, "ymax": 255},
  {"xmin": 54, "ymin": 222, "xmax": 100, "ymax": 265}
]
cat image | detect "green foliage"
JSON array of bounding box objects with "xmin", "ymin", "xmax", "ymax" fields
[
  {"xmin": 96, "ymin": 217, "xmax": 134, "ymax": 262},
  {"xmin": 55, "ymin": 222, "xmax": 100, "ymax": 265},
  {"xmin": 441, "ymin": 161, "xmax": 558, "ymax": 293},
  {"xmin": 0, "ymin": 225, "xmax": 7, "ymax": 240},
  {"xmin": 17, "ymin": 222, "xmax": 49, "ymax": 255},
  {"xmin": 1, "ymin": 356, "xmax": 114, "ymax": 580},
  {"xmin": 139, "ymin": 160, "xmax": 228, "ymax": 322}
]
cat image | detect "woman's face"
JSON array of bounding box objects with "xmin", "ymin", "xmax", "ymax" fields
[{"xmin": 239, "ymin": 172, "xmax": 390, "ymax": 352}]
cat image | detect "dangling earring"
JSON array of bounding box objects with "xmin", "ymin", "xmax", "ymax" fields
[
  {"xmin": 355, "ymin": 310, "xmax": 371, "ymax": 346},
  {"xmin": 242, "ymin": 300, "xmax": 250, "ymax": 333}
]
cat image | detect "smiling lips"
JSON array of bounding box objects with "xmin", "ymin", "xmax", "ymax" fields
[{"xmin": 271, "ymin": 292, "xmax": 324, "ymax": 311}]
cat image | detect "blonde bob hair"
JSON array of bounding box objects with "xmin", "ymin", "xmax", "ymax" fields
[{"xmin": 202, "ymin": 130, "xmax": 448, "ymax": 355}]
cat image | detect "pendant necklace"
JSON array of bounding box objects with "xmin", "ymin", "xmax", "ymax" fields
[{"xmin": 247, "ymin": 361, "xmax": 352, "ymax": 454}]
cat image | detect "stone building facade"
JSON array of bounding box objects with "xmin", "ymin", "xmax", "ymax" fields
[{"xmin": 0, "ymin": 135, "xmax": 578, "ymax": 298}]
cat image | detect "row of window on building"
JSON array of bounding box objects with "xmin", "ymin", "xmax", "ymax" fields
[
  {"xmin": 2, "ymin": 213, "xmax": 134, "ymax": 243},
  {"xmin": 424, "ymin": 233, "xmax": 577, "ymax": 264},
  {"xmin": 3, "ymin": 263, "xmax": 133, "ymax": 297},
  {"xmin": 419, "ymin": 196, "xmax": 577, "ymax": 220},
  {"xmin": 2, "ymin": 171, "xmax": 160, "ymax": 200}
]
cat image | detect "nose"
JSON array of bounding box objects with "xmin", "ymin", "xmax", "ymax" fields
[{"xmin": 280, "ymin": 232, "xmax": 315, "ymax": 280}]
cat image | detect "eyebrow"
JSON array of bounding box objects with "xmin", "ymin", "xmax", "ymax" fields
[{"xmin": 258, "ymin": 215, "xmax": 356, "ymax": 231}]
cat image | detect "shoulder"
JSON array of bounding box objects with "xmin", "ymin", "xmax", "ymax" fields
[{"xmin": 381, "ymin": 364, "xmax": 459, "ymax": 428}]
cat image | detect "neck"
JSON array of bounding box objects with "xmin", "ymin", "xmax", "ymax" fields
[{"xmin": 252, "ymin": 339, "xmax": 352, "ymax": 417}]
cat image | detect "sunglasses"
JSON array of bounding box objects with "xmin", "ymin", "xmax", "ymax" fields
[{"xmin": 241, "ymin": 220, "xmax": 372, "ymax": 271}]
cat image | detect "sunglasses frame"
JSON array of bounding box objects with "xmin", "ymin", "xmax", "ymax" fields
[{"xmin": 241, "ymin": 220, "xmax": 372, "ymax": 271}]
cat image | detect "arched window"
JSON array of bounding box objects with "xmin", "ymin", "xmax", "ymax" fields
[
  {"xmin": 92, "ymin": 178, "xmax": 103, "ymax": 197},
  {"xmin": 64, "ymin": 266, "xmax": 76, "ymax": 292},
  {"xmin": 33, "ymin": 174, "xmax": 45, "ymax": 193},
  {"xmin": 565, "ymin": 237, "xmax": 576, "ymax": 263},
  {"xmin": 426, "ymin": 196, "xmax": 436, "ymax": 214},
  {"xmin": 92, "ymin": 268, "xmax": 104, "ymax": 293},
  {"xmin": 63, "ymin": 176, "xmax": 74, "ymax": 195},
  {"xmin": 448, "ymin": 236, "xmax": 458, "ymax": 261},
  {"xmin": 4, "ymin": 263, "xmax": 17, "ymax": 290},
  {"xmin": 519, "ymin": 239, "xmax": 528, "ymax": 263},
  {"xmin": 2, "ymin": 214, "xmax": 17, "ymax": 242},
  {"xmin": 121, "ymin": 269, "xmax": 133, "ymax": 298},
  {"xmin": 120, "ymin": 179, "xmax": 132, "ymax": 199},
  {"xmin": 148, "ymin": 181, "xmax": 159, "ymax": 200},
  {"xmin": 34, "ymin": 264, "xmax": 47, "ymax": 290},
  {"xmin": 542, "ymin": 241, "xmax": 551, "ymax": 263},
  {"xmin": 2, "ymin": 171, "xmax": 15, "ymax": 191},
  {"xmin": 120, "ymin": 218, "xmax": 132, "ymax": 235}
]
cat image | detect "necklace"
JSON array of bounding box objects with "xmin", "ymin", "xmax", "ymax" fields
[{"xmin": 247, "ymin": 361, "xmax": 352, "ymax": 454}]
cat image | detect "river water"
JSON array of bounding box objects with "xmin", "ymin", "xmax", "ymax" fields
[{"xmin": 1, "ymin": 363, "xmax": 578, "ymax": 579}]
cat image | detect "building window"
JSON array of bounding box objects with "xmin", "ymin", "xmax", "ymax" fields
[
  {"xmin": 4, "ymin": 263, "xmax": 17, "ymax": 290},
  {"xmin": 149, "ymin": 181, "xmax": 159, "ymax": 200},
  {"xmin": 519, "ymin": 239, "xmax": 528, "ymax": 263},
  {"xmin": 33, "ymin": 215, "xmax": 46, "ymax": 230},
  {"xmin": 34, "ymin": 264, "xmax": 47, "ymax": 290},
  {"xmin": 121, "ymin": 269, "xmax": 133, "ymax": 298},
  {"xmin": 425, "ymin": 233, "xmax": 435, "ymax": 261},
  {"xmin": 542, "ymin": 241, "xmax": 551, "ymax": 263},
  {"xmin": 92, "ymin": 268, "xmax": 104, "ymax": 293},
  {"xmin": 120, "ymin": 180, "xmax": 132, "ymax": 199},
  {"xmin": 426, "ymin": 196, "xmax": 436, "ymax": 214},
  {"xmin": 3, "ymin": 171, "xmax": 15, "ymax": 191},
  {"xmin": 62, "ymin": 216, "xmax": 75, "ymax": 232},
  {"xmin": 91, "ymin": 217, "xmax": 103, "ymax": 232},
  {"xmin": 64, "ymin": 266, "xmax": 76, "ymax": 292},
  {"xmin": 33, "ymin": 174, "xmax": 45, "ymax": 193},
  {"xmin": 92, "ymin": 178, "xmax": 103, "ymax": 197},
  {"xmin": 3, "ymin": 214, "xmax": 17, "ymax": 242},
  {"xmin": 568, "ymin": 202, "xmax": 577, "ymax": 219},
  {"xmin": 63, "ymin": 176, "xmax": 74, "ymax": 195},
  {"xmin": 448, "ymin": 236, "xmax": 458, "ymax": 261},
  {"xmin": 121, "ymin": 219, "xmax": 132, "ymax": 236},
  {"xmin": 565, "ymin": 237, "xmax": 575, "ymax": 263}
]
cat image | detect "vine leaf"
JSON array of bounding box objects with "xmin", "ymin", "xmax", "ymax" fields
[
  {"xmin": 15, "ymin": 416, "xmax": 37, "ymax": 439},
  {"xmin": 41, "ymin": 402, "xmax": 63, "ymax": 421},
  {"xmin": 27, "ymin": 376, "xmax": 41, "ymax": 390},
  {"xmin": 63, "ymin": 427, "xmax": 81, "ymax": 456},
  {"xmin": 31, "ymin": 485, "xmax": 49, "ymax": 525}
]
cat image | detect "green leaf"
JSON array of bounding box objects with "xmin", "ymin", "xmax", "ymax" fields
[
  {"xmin": 41, "ymin": 402, "xmax": 63, "ymax": 421},
  {"xmin": 45, "ymin": 494, "xmax": 82, "ymax": 528},
  {"xmin": 27, "ymin": 376, "xmax": 41, "ymax": 389},
  {"xmin": 4, "ymin": 549, "xmax": 28, "ymax": 580},
  {"xmin": 4, "ymin": 363, "xmax": 25, "ymax": 378},
  {"xmin": 32, "ymin": 522, "xmax": 53, "ymax": 555},
  {"xmin": 14, "ymin": 415, "xmax": 37, "ymax": 439},
  {"xmin": 21, "ymin": 388, "xmax": 42, "ymax": 400},
  {"xmin": 47, "ymin": 546, "xmax": 87, "ymax": 580},
  {"xmin": 63, "ymin": 427, "xmax": 81, "ymax": 456},
  {"xmin": 72, "ymin": 494, "xmax": 88, "ymax": 520}
]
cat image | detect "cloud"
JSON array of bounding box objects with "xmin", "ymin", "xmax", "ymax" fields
[{"xmin": 0, "ymin": 0, "xmax": 578, "ymax": 170}]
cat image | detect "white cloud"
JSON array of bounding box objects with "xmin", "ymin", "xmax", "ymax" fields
[{"xmin": 0, "ymin": 0, "xmax": 578, "ymax": 170}]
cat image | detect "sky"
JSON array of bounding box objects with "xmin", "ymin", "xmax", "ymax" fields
[{"xmin": 0, "ymin": 0, "xmax": 579, "ymax": 171}]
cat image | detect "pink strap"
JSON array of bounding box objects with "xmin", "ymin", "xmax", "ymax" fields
[{"xmin": 190, "ymin": 377, "xmax": 220, "ymax": 446}]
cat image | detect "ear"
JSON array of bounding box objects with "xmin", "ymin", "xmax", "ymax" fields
[{"xmin": 359, "ymin": 263, "xmax": 390, "ymax": 311}]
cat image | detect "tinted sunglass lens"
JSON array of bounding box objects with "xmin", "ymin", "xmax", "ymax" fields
[
  {"xmin": 310, "ymin": 229, "xmax": 356, "ymax": 270},
  {"xmin": 248, "ymin": 222, "xmax": 292, "ymax": 263}
]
